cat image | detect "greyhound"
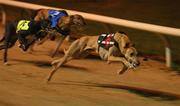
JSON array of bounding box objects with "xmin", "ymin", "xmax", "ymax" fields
[
  {"xmin": 32, "ymin": 9, "xmax": 86, "ymax": 57},
  {"xmin": 0, "ymin": 19, "xmax": 50, "ymax": 64},
  {"xmin": 46, "ymin": 32, "xmax": 140, "ymax": 82}
]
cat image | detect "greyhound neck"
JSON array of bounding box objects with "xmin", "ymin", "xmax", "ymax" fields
[{"xmin": 113, "ymin": 34, "xmax": 126, "ymax": 55}]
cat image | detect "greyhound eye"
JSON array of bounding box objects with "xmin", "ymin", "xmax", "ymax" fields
[{"xmin": 130, "ymin": 52, "xmax": 134, "ymax": 57}]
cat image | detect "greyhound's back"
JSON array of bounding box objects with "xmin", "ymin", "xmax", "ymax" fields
[{"xmin": 31, "ymin": 9, "xmax": 44, "ymax": 19}]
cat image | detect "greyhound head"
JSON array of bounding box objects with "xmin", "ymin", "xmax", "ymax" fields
[
  {"xmin": 113, "ymin": 32, "xmax": 140, "ymax": 68},
  {"xmin": 57, "ymin": 14, "xmax": 86, "ymax": 31},
  {"xmin": 124, "ymin": 47, "xmax": 140, "ymax": 68},
  {"xmin": 70, "ymin": 14, "xmax": 86, "ymax": 26},
  {"xmin": 117, "ymin": 46, "xmax": 140, "ymax": 75}
]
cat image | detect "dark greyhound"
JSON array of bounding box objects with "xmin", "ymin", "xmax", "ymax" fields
[{"xmin": 0, "ymin": 19, "xmax": 50, "ymax": 64}]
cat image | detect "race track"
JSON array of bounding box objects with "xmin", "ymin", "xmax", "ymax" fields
[{"xmin": 0, "ymin": 25, "xmax": 180, "ymax": 106}]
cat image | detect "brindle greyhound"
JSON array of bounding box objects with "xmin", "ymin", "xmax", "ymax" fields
[
  {"xmin": 32, "ymin": 9, "xmax": 86, "ymax": 57},
  {"xmin": 46, "ymin": 32, "xmax": 140, "ymax": 82}
]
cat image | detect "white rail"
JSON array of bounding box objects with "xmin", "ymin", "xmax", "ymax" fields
[
  {"xmin": 1, "ymin": 0, "xmax": 180, "ymax": 37},
  {"xmin": 0, "ymin": 0, "xmax": 179, "ymax": 67}
]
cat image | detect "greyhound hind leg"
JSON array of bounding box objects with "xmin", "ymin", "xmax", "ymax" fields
[
  {"xmin": 47, "ymin": 56, "xmax": 72, "ymax": 82},
  {"xmin": 47, "ymin": 38, "xmax": 88, "ymax": 82}
]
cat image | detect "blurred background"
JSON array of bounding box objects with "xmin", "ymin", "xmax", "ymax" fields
[{"xmin": 1, "ymin": 0, "xmax": 180, "ymax": 70}]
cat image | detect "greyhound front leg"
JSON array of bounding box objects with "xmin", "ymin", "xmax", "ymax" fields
[
  {"xmin": 51, "ymin": 35, "xmax": 66, "ymax": 57},
  {"xmin": 107, "ymin": 56, "xmax": 134, "ymax": 74},
  {"xmin": 117, "ymin": 64, "xmax": 128, "ymax": 74},
  {"xmin": 108, "ymin": 56, "xmax": 132, "ymax": 68},
  {"xmin": 106, "ymin": 47, "xmax": 117, "ymax": 64}
]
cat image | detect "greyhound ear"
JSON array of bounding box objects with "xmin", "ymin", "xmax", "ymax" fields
[{"xmin": 70, "ymin": 15, "xmax": 74, "ymax": 23}]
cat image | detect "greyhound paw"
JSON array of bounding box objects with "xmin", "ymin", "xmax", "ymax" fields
[
  {"xmin": 107, "ymin": 61, "xmax": 112, "ymax": 64},
  {"xmin": 51, "ymin": 61, "xmax": 56, "ymax": 65},
  {"xmin": 117, "ymin": 65, "xmax": 128, "ymax": 75},
  {"xmin": 51, "ymin": 60, "xmax": 59, "ymax": 66},
  {"xmin": 4, "ymin": 62, "xmax": 10, "ymax": 66},
  {"xmin": 125, "ymin": 62, "xmax": 134, "ymax": 69},
  {"xmin": 117, "ymin": 69, "xmax": 124, "ymax": 75},
  {"xmin": 43, "ymin": 77, "xmax": 51, "ymax": 84}
]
